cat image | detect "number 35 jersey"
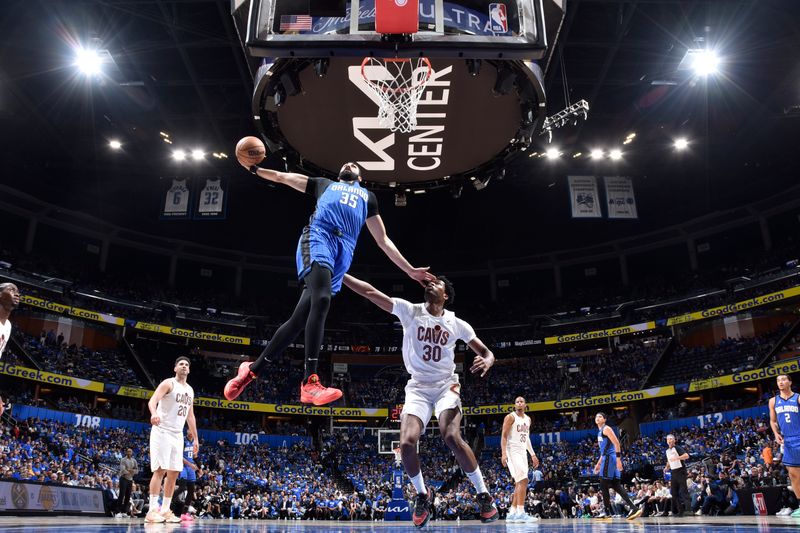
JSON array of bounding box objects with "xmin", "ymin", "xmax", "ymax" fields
[
  {"xmin": 157, "ymin": 378, "xmax": 194, "ymax": 435},
  {"xmin": 392, "ymin": 298, "xmax": 476, "ymax": 382}
]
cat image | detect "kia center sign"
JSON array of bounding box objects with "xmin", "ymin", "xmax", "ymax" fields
[{"xmin": 255, "ymin": 57, "xmax": 545, "ymax": 187}]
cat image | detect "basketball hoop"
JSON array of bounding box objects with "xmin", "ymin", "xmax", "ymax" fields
[
  {"xmin": 361, "ymin": 57, "xmax": 432, "ymax": 133},
  {"xmin": 392, "ymin": 446, "xmax": 403, "ymax": 466}
]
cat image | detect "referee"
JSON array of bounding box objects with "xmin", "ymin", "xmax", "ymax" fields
[{"xmin": 664, "ymin": 434, "xmax": 691, "ymax": 517}]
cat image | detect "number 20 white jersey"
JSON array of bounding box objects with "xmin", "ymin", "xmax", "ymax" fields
[
  {"xmin": 391, "ymin": 298, "xmax": 476, "ymax": 383},
  {"xmin": 156, "ymin": 378, "xmax": 194, "ymax": 434}
]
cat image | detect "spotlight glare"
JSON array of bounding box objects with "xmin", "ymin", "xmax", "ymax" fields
[
  {"xmin": 74, "ymin": 48, "xmax": 102, "ymax": 76},
  {"xmin": 590, "ymin": 149, "xmax": 604, "ymax": 160},
  {"xmin": 545, "ymin": 147, "xmax": 560, "ymax": 159},
  {"xmin": 172, "ymin": 149, "xmax": 186, "ymax": 161},
  {"xmin": 108, "ymin": 140, "xmax": 122, "ymax": 150},
  {"xmin": 692, "ymin": 50, "xmax": 720, "ymax": 76},
  {"xmin": 572, "ymin": 152, "xmax": 582, "ymax": 158},
  {"xmin": 674, "ymin": 138, "xmax": 689, "ymax": 150},
  {"xmin": 191, "ymin": 149, "xmax": 204, "ymax": 161},
  {"xmin": 609, "ymin": 149, "xmax": 623, "ymax": 160}
]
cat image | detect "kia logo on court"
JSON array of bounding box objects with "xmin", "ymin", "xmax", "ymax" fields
[{"xmin": 276, "ymin": 58, "xmax": 522, "ymax": 184}]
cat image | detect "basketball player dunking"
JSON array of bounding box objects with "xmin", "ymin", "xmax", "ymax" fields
[
  {"xmin": 146, "ymin": 356, "xmax": 197, "ymax": 523},
  {"xmin": 770, "ymin": 374, "xmax": 800, "ymax": 517},
  {"xmin": 224, "ymin": 161, "xmax": 434, "ymax": 406},
  {"xmin": 0, "ymin": 283, "xmax": 21, "ymax": 418},
  {"xmin": 501, "ymin": 396, "xmax": 539, "ymax": 522},
  {"xmin": 343, "ymin": 274, "xmax": 499, "ymax": 527},
  {"xmin": 594, "ymin": 412, "xmax": 642, "ymax": 520}
]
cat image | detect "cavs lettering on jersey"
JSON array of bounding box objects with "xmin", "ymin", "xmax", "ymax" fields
[
  {"xmin": 157, "ymin": 378, "xmax": 194, "ymax": 434},
  {"xmin": 391, "ymin": 298, "xmax": 476, "ymax": 382},
  {"xmin": 0, "ymin": 318, "xmax": 11, "ymax": 358},
  {"xmin": 164, "ymin": 179, "xmax": 189, "ymax": 214},
  {"xmin": 507, "ymin": 412, "xmax": 531, "ymax": 452},
  {"xmin": 776, "ymin": 392, "xmax": 800, "ymax": 441},
  {"xmin": 198, "ymin": 179, "xmax": 224, "ymax": 214}
]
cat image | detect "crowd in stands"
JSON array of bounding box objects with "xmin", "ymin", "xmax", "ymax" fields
[
  {"xmin": 1, "ymin": 400, "xmax": 798, "ymax": 520},
  {"xmin": 652, "ymin": 324, "xmax": 790, "ymax": 386},
  {"xmin": 14, "ymin": 330, "xmax": 143, "ymax": 387}
]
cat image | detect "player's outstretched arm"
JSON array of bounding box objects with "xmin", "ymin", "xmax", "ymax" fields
[
  {"xmin": 468, "ymin": 338, "xmax": 495, "ymax": 377},
  {"xmin": 249, "ymin": 166, "xmax": 309, "ymax": 194},
  {"xmin": 342, "ymin": 274, "xmax": 393, "ymax": 313},
  {"xmin": 365, "ymin": 216, "xmax": 435, "ymax": 285}
]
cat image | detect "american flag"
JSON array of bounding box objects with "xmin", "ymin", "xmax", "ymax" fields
[{"xmin": 279, "ymin": 15, "xmax": 313, "ymax": 31}]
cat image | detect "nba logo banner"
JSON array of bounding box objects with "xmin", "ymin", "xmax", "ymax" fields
[
  {"xmin": 488, "ymin": 3, "xmax": 508, "ymax": 33},
  {"xmin": 752, "ymin": 493, "xmax": 767, "ymax": 515}
]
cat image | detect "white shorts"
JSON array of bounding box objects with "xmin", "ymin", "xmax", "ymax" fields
[
  {"xmin": 150, "ymin": 427, "xmax": 183, "ymax": 472},
  {"xmin": 401, "ymin": 374, "xmax": 461, "ymax": 428},
  {"xmin": 507, "ymin": 450, "xmax": 529, "ymax": 482}
]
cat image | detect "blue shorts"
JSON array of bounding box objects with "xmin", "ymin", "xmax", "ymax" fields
[
  {"xmin": 784, "ymin": 439, "xmax": 800, "ymax": 468},
  {"xmin": 599, "ymin": 455, "xmax": 620, "ymax": 480},
  {"xmin": 296, "ymin": 225, "xmax": 355, "ymax": 295}
]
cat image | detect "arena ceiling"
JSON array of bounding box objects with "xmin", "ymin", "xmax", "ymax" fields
[{"xmin": 0, "ymin": 0, "xmax": 798, "ymax": 264}]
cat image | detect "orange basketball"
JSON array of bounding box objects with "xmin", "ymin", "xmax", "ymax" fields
[{"xmin": 235, "ymin": 136, "xmax": 266, "ymax": 167}]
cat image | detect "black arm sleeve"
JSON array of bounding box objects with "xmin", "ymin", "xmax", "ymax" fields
[
  {"xmin": 367, "ymin": 191, "xmax": 379, "ymax": 218},
  {"xmin": 305, "ymin": 177, "xmax": 334, "ymax": 199},
  {"xmin": 675, "ymin": 446, "xmax": 687, "ymax": 458}
]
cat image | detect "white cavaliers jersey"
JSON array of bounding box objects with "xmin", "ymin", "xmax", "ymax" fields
[
  {"xmin": 0, "ymin": 318, "xmax": 11, "ymax": 359},
  {"xmin": 198, "ymin": 179, "xmax": 223, "ymax": 214},
  {"xmin": 156, "ymin": 378, "xmax": 194, "ymax": 434},
  {"xmin": 507, "ymin": 412, "xmax": 531, "ymax": 453},
  {"xmin": 391, "ymin": 298, "xmax": 476, "ymax": 383},
  {"xmin": 164, "ymin": 179, "xmax": 189, "ymax": 214}
]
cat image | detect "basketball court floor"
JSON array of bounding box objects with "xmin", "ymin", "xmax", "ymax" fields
[{"xmin": 0, "ymin": 517, "xmax": 797, "ymax": 532}]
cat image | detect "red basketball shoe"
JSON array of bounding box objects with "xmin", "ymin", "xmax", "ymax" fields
[
  {"xmin": 223, "ymin": 362, "xmax": 255, "ymax": 400},
  {"xmin": 300, "ymin": 374, "xmax": 342, "ymax": 405}
]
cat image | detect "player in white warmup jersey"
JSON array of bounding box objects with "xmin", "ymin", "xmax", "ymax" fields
[
  {"xmin": 501, "ymin": 396, "xmax": 540, "ymax": 522},
  {"xmin": 0, "ymin": 283, "xmax": 21, "ymax": 418},
  {"xmin": 146, "ymin": 356, "xmax": 198, "ymax": 523},
  {"xmin": 343, "ymin": 274, "xmax": 499, "ymax": 527}
]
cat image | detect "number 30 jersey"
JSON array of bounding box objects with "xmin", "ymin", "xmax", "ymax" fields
[
  {"xmin": 157, "ymin": 378, "xmax": 194, "ymax": 434},
  {"xmin": 392, "ymin": 298, "xmax": 476, "ymax": 382}
]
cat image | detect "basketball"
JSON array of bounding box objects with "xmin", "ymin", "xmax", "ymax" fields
[{"xmin": 235, "ymin": 136, "xmax": 266, "ymax": 167}]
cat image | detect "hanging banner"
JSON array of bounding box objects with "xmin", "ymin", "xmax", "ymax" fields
[
  {"xmin": 194, "ymin": 177, "xmax": 228, "ymax": 220},
  {"xmin": 666, "ymin": 285, "xmax": 800, "ymax": 326},
  {"xmin": 604, "ymin": 176, "xmax": 638, "ymax": 219},
  {"xmin": 161, "ymin": 178, "xmax": 191, "ymax": 219},
  {"xmin": 19, "ymin": 295, "xmax": 125, "ymax": 326},
  {"xmin": 568, "ymin": 176, "xmax": 602, "ymax": 218}
]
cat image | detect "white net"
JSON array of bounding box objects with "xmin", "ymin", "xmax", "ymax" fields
[{"xmin": 361, "ymin": 57, "xmax": 432, "ymax": 133}]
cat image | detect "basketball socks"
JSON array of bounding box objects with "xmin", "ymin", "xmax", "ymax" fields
[
  {"xmin": 304, "ymin": 357, "xmax": 318, "ymax": 381},
  {"xmin": 409, "ymin": 472, "xmax": 427, "ymax": 495},
  {"xmin": 162, "ymin": 497, "xmax": 172, "ymax": 512},
  {"xmin": 149, "ymin": 495, "xmax": 159, "ymax": 511},
  {"xmin": 466, "ymin": 468, "xmax": 488, "ymax": 494}
]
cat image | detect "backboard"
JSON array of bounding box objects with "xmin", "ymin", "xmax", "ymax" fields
[{"xmin": 234, "ymin": 0, "xmax": 553, "ymax": 59}]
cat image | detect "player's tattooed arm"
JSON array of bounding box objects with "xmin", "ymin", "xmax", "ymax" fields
[
  {"xmin": 148, "ymin": 379, "xmax": 174, "ymax": 426},
  {"xmin": 468, "ymin": 338, "xmax": 495, "ymax": 377},
  {"xmin": 769, "ymin": 397, "xmax": 784, "ymax": 445}
]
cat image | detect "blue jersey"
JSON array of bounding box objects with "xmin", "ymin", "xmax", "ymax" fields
[
  {"xmin": 306, "ymin": 178, "xmax": 377, "ymax": 246},
  {"xmin": 180, "ymin": 442, "xmax": 196, "ymax": 481},
  {"xmin": 597, "ymin": 425, "xmax": 616, "ymax": 457},
  {"xmin": 775, "ymin": 392, "xmax": 800, "ymax": 441}
]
